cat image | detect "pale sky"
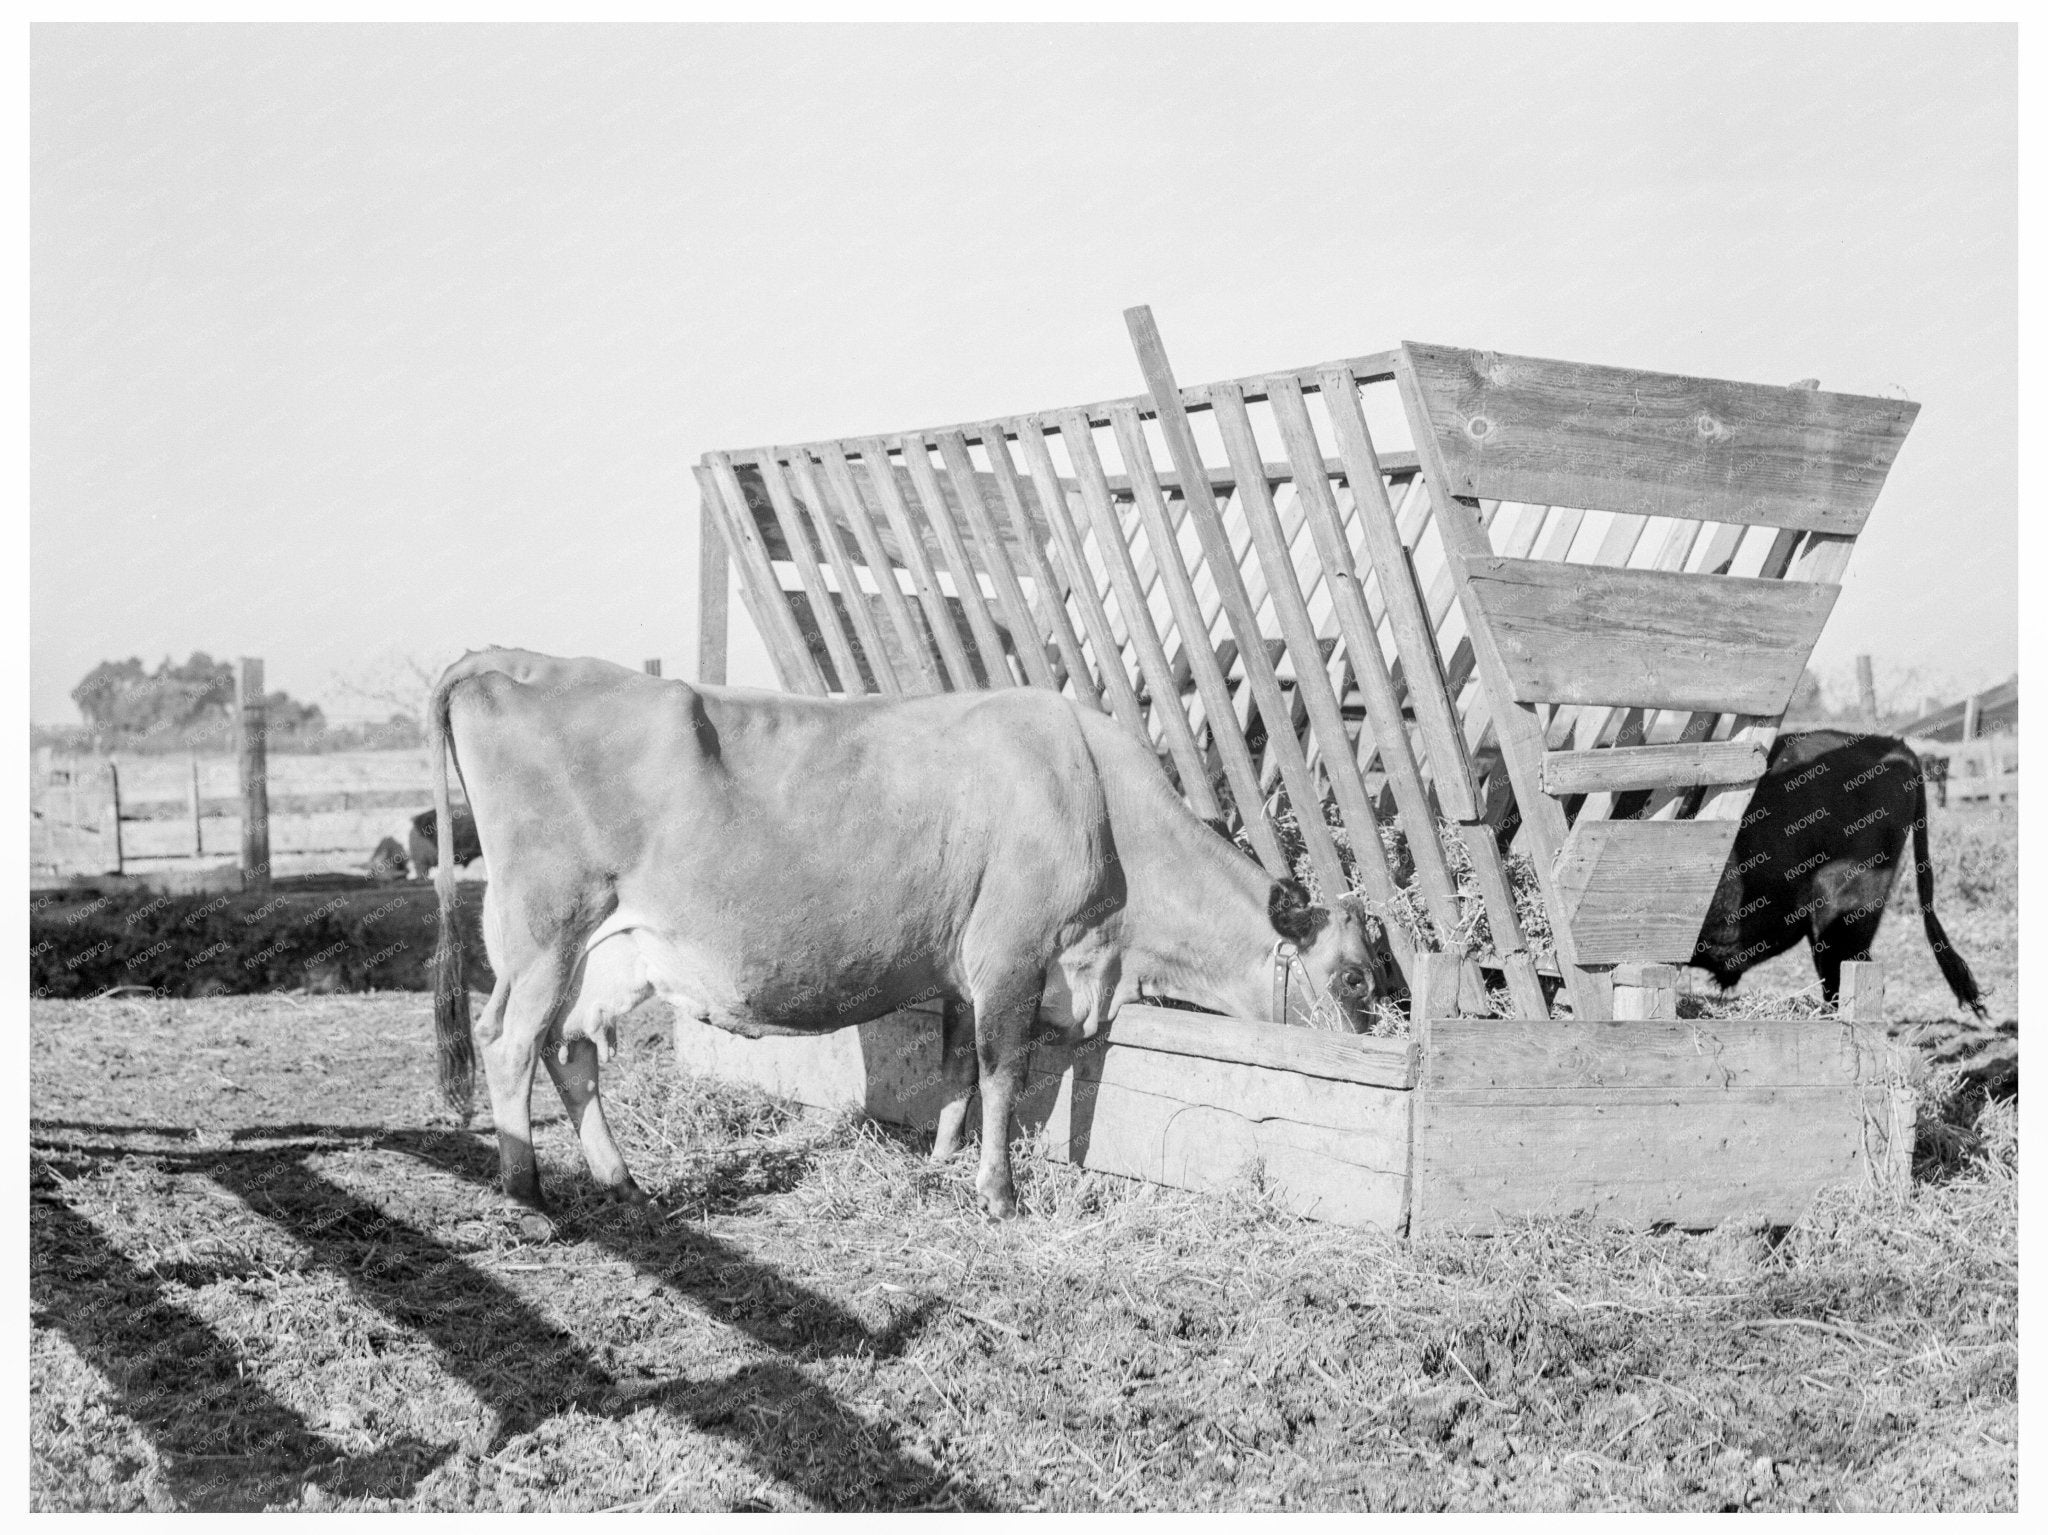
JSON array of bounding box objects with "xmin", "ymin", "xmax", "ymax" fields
[{"xmin": 31, "ymin": 23, "xmax": 2016, "ymax": 724}]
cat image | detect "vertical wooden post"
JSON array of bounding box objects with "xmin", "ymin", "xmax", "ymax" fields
[
  {"xmin": 642, "ymin": 658, "xmax": 662, "ymax": 677},
  {"xmin": 188, "ymin": 753, "xmax": 203, "ymax": 856},
  {"xmin": 1839, "ymin": 960, "xmax": 1885, "ymax": 1023},
  {"xmin": 238, "ymin": 657, "xmax": 270, "ymax": 893},
  {"xmin": 1405, "ymin": 951, "xmax": 1464, "ymax": 1237},
  {"xmin": 1961, "ymin": 691, "xmax": 1980, "ymax": 742},
  {"xmin": 1409, "ymin": 950, "xmax": 1464, "ymax": 1031},
  {"xmin": 1612, "ymin": 963, "xmax": 1679, "ymax": 1020},
  {"xmin": 1839, "ymin": 958, "xmax": 1908, "ymax": 1189},
  {"xmin": 696, "ymin": 498, "xmax": 730, "ymax": 686},
  {"xmin": 1855, "ymin": 655, "xmax": 1879, "ymax": 729},
  {"xmin": 106, "ymin": 760, "xmax": 125, "ymax": 876}
]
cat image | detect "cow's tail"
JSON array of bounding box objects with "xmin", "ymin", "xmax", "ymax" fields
[
  {"xmin": 1910, "ymin": 755, "xmax": 1988, "ymax": 1019},
  {"xmin": 430, "ymin": 668, "xmax": 476, "ymax": 1116}
]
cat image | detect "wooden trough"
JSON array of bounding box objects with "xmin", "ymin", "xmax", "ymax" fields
[
  {"xmin": 673, "ymin": 955, "xmax": 1914, "ymax": 1235},
  {"xmin": 688, "ymin": 308, "xmax": 1923, "ymax": 1232}
]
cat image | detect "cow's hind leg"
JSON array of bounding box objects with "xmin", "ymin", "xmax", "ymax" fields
[
  {"xmin": 968, "ymin": 969, "xmax": 1044, "ymax": 1219},
  {"xmin": 1812, "ymin": 907, "xmax": 1886, "ymax": 1006},
  {"xmin": 541, "ymin": 1040, "xmax": 647, "ymax": 1205},
  {"xmin": 1804, "ymin": 857, "xmax": 1896, "ymax": 1006},
  {"xmin": 480, "ymin": 944, "xmax": 586, "ymax": 1211},
  {"xmin": 930, "ymin": 999, "xmax": 976, "ymax": 1164}
]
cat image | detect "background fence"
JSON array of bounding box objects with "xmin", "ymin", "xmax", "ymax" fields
[{"xmin": 29, "ymin": 747, "xmax": 441, "ymax": 884}]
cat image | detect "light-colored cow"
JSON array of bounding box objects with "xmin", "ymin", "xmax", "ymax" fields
[{"xmin": 429, "ymin": 649, "xmax": 1381, "ymax": 1218}]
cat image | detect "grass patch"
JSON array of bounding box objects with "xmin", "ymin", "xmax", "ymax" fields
[{"xmin": 29, "ymin": 885, "xmax": 488, "ymax": 1001}]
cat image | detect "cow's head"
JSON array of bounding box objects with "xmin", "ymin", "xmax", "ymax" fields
[{"xmin": 1268, "ymin": 879, "xmax": 1386, "ymax": 1031}]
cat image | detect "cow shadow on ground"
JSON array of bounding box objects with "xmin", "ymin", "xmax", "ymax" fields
[{"xmin": 30, "ymin": 1121, "xmax": 994, "ymax": 1512}]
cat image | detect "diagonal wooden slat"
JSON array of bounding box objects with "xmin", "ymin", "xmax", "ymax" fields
[
  {"xmin": 933, "ymin": 431, "xmax": 1061, "ymax": 691},
  {"xmin": 1317, "ymin": 368, "xmax": 1480, "ymax": 821},
  {"xmin": 783, "ymin": 449, "xmax": 903, "ymax": 693},
  {"xmin": 852, "ymin": 436, "xmax": 981, "ymax": 691},
  {"xmin": 754, "ymin": 451, "xmax": 868, "ymax": 693},
  {"xmin": 1126, "ymin": 307, "xmax": 1354, "ymax": 915},
  {"xmin": 698, "ymin": 456, "xmax": 828, "ymax": 695},
  {"xmin": 1103, "ymin": 406, "xmax": 1279, "ymax": 852},
  {"xmin": 897, "ymin": 434, "xmax": 1019, "ymax": 687},
  {"xmin": 1053, "ymin": 410, "xmax": 1234, "ymax": 836},
  {"xmin": 1011, "ymin": 421, "xmax": 1151, "ymax": 738},
  {"xmin": 1167, "ymin": 393, "xmax": 1418, "ymax": 976},
  {"xmin": 811, "ymin": 442, "xmax": 945, "ymax": 693},
  {"xmin": 976, "ymin": 426, "xmax": 1102, "ymax": 710},
  {"xmin": 1270, "ymin": 384, "xmax": 1547, "ymax": 1017},
  {"xmin": 1252, "ymin": 386, "xmax": 1464, "ymax": 935}
]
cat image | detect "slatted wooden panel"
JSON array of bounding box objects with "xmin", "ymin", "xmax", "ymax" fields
[
  {"xmin": 696, "ymin": 320, "xmax": 1909, "ymax": 1024},
  {"xmin": 1396, "ymin": 343, "xmax": 1914, "ymax": 1016}
]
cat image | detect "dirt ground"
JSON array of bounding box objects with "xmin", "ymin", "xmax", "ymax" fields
[{"xmin": 30, "ymin": 987, "xmax": 2015, "ymax": 1513}]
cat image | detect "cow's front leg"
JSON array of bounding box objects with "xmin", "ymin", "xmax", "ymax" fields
[
  {"xmin": 930, "ymin": 999, "xmax": 976, "ymax": 1163},
  {"xmin": 970, "ymin": 971, "xmax": 1043, "ymax": 1219}
]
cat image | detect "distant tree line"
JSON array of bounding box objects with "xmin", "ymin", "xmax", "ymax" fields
[{"xmin": 49, "ymin": 652, "xmax": 423, "ymax": 755}]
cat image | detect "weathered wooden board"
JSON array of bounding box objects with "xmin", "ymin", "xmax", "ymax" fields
[
  {"xmin": 1453, "ymin": 556, "xmax": 1838, "ymax": 714},
  {"xmin": 1422, "ymin": 1016, "xmax": 1901, "ymax": 1092},
  {"xmin": 1418, "ymin": 1089, "xmax": 1890, "ymax": 1231},
  {"xmin": 1552, "ymin": 819, "xmax": 1739, "ymax": 965},
  {"xmin": 1106, "ymin": 1005, "xmax": 1415, "ymax": 1088},
  {"xmin": 1412, "ymin": 1017, "xmax": 1914, "ymax": 1234},
  {"xmin": 1540, "ymin": 740, "xmax": 1768, "ymax": 795},
  {"xmin": 1026, "ymin": 1034, "xmax": 1411, "ymax": 1230},
  {"xmin": 1399, "ymin": 342, "xmax": 1917, "ymax": 534}
]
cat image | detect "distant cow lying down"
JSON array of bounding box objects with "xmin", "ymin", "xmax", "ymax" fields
[
  {"xmin": 365, "ymin": 837, "xmax": 411, "ymax": 883},
  {"xmin": 427, "ymin": 649, "xmax": 1383, "ymax": 1219},
  {"xmin": 408, "ymin": 805, "xmax": 482, "ymax": 879}
]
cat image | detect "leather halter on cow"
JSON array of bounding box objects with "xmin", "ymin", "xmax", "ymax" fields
[{"xmin": 427, "ymin": 648, "xmax": 1383, "ymax": 1219}]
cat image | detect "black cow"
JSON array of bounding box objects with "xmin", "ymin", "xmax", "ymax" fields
[
  {"xmin": 1690, "ymin": 731, "xmax": 1985, "ymax": 1015},
  {"xmin": 408, "ymin": 805, "xmax": 482, "ymax": 880}
]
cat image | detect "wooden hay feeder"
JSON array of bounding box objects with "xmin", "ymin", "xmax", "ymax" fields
[{"xmin": 686, "ymin": 308, "xmax": 1921, "ymax": 1233}]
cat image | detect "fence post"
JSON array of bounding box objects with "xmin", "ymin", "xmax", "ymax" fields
[
  {"xmin": 696, "ymin": 502, "xmax": 730, "ymax": 686},
  {"xmin": 188, "ymin": 753, "xmax": 204, "ymax": 856},
  {"xmin": 238, "ymin": 657, "xmax": 270, "ymax": 893},
  {"xmin": 1839, "ymin": 960, "xmax": 1885, "ymax": 1023},
  {"xmin": 106, "ymin": 760, "xmax": 125, "ymax": 876},
  {"xmin": 1405, "ymin": 951, "xmax": 1463, "ymax": 1238},
  {"xmin": 642, "ymin": 658, "xmax": 661, "ymax": 677},
  {"xmin": 1612, "ymin": 963, "xmax": 1679, "ymax": 1019},
  {"xmin": 1962, "ymin": 691, "xmax": 1980, "ymax": 742}
]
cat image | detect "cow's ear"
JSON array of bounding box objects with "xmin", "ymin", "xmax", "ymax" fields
[{"xmin": 1268, "ymin": 879, "xmax": 1329, "ymax": 946}]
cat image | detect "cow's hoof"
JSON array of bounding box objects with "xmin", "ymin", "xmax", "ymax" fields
[
  {"xmin": 502, "ymin": 1179, "xmax": 547, "ymax": 1220},
  {"xmin": 512, "ymin": 1210, "xmax": 555, "ymax": 1243},
  {"xmin": 609, "ymin": 1181, "xmax": 652, "ymax": 1208},
  {"xmin": 977, "ymin": 1185, "xmax": 1017, "ymax": 1220}
]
